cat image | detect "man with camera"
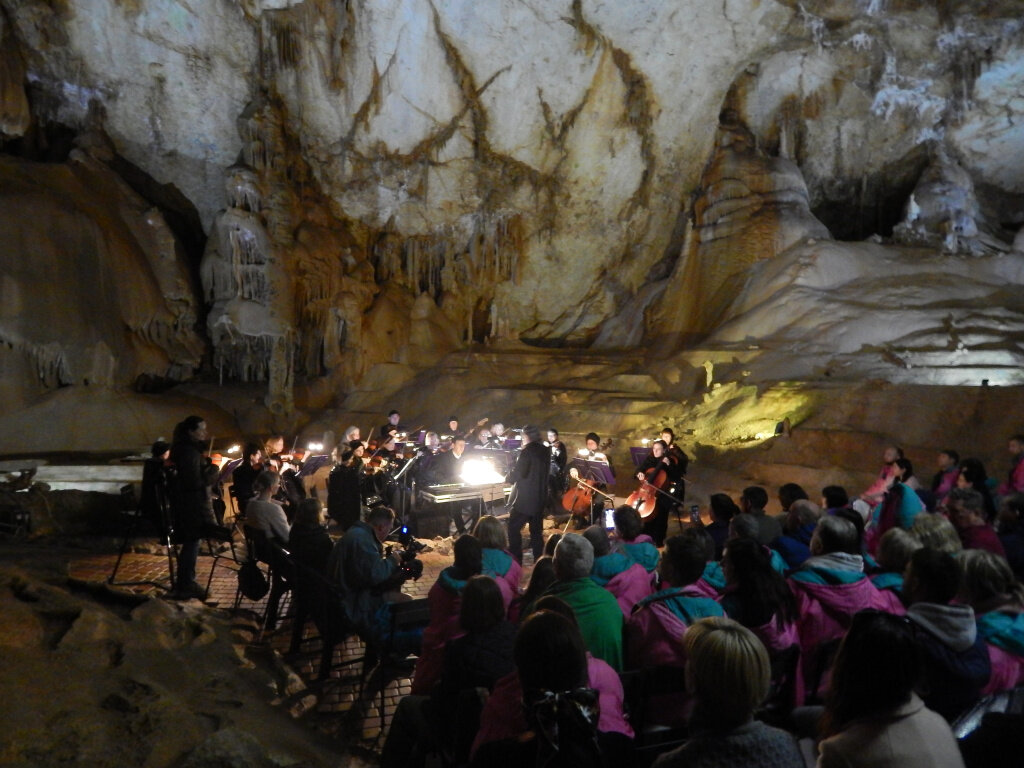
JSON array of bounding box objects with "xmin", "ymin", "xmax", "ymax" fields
[{"xmin": 328, "ymin": 505, "xmax": 422, "ymax": 653}]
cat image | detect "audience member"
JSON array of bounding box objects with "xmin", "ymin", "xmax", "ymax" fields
[
  {"xmin": 955, "ymin": 458, "xmax": 997, "ymax": 522},
  {"xmin": 706, "ymin": 493, "xmax": 740, "ymax": 559},
  {"xmin": 543, "ymin": 532, "xmax": 562, "ymax": 557},
  {"xmin": 903, "ymin": 548, "xmax": 990, "ymax": 720},
  {"xmin": 947, "ymin": 487, "xmax": 1006, "ymax": 556},
  {"xmin": 544, "ymin": 533, "xmax": 624, "ymax": 669},
  {"xmin": 910, "ymin": 512, "xmax": 963, "ymax": 554},
  {"xmin": 958, "ymin": 549, "xmax": 1024, "ymax": 661},
  {"xmin": 652, "ymin": 617, "xmax": 804, "ymax": 768},
  {"xmin": 817, "ymin": 610, "xmax": 966, "ymax": 768},
  {"xmin": 996, "ymin": 493, "xmax": 1024, "ymax": 580},
  {"xmin": 472, "ymin": 515, "xmax": 522, "ymax": 609},
  {"xmin": 230, "ymin": 441, "xmax": 264, "ymax": 513},
  {"xmin": 286, "ymin": 498, "xmax": 333, "ymax": 655},
  {"xmin": 721, "ymin": 538, "xmax": 799, "ymax": 652},
  {"xmin": 509, "ymin": 554, "xmax": 555, "ymax": 622},
  {"xmin": 740, "ymin": 486, "xmax": 782, "ymax": 545},
  {"xmin": 821, "ymin": 485, "xmax": 849, "ymax": 514},
  {"xmin": 778, "ymin": 482, "xmax": 810, "ymax": 513},
  {"xmin": 627, "ymin": 535, "xmax": 724, "ymax": 668},
  {"xmin": 584, "ymin": 525, "xmax": 651, "ymax": 617},
  {"xmin": 861, "ymin": 445, "xmax": 903, "ymax": 506},
  {"xmin": 772, "ymin": 499, "xmax": 821, "ymax": 570},
  {"xmin": 246, "ymin": 469, "xmax": 291, "ymax": 543},
  {"xmin": 931, "ymin": 449, "xmax": 960, "ymax": 498},
  {"xmin": 871, "ymin": 527, "xmax": 921, "ymax": 595},
  {"xmin": 611, "ymin": 505, "xmax": 659, "ymax": 573},
  {"xmin": 681, "ymin": 525, "xmax": 725, "ymax": 595},
  {"xmin": 996, "ymin": 434, "xmax": 1024, "ymax": 496},
  {"xmin": 411, "ymin": 534, "xmax": 483, "ymax": 694},
  {"xmin": 867, "ymin": 458, "xmax": 924, "ymax": 551},
  {"xmin": 472, "ymin": 600, "xmax": 632, "ymax": 764},
  {"xmin": 730, "ymin": 513, "xmax": 787, "ymax": 573}
]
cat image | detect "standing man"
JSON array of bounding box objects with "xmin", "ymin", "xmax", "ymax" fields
[
  {"xmin": 506, "ymin": 425, "xmax": 551, "ymax": 562},
  {"xmin": 436, "ymin": 434, "xmax": 474, "ymax": 534},
  {"xmin": 168, "ymin": 415, "xmax": 216, "ymax": 600}
]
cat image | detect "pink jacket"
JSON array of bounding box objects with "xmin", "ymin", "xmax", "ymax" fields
[
  {"xmin": 751, "ymin": 615, "xmax": 805, "ymax": 708},
  {"xmin": 982, "ymin": 642, "xmax": 1024, "ymax": 695},
  {"xmin": 625, "ymin": 599, "xmax": 689, "ymax": 669},
  {"xmin": 790, "ymin": 577, "xmax": 904, "ymax": 695},
  {"xmin": 484, "ymin": 549, "xmax": 522, "ymax": 611},
  {"xmin": 605, "ymin": 562, "xmax": 654, "ymax": 618},
  {"xmin": 861, "ymin": 463, "xmax": 898, "ymax": 505},
  {"xmin": 410, "ymin": 577, "xmax": 464, "ymax": 695},
  {"xmin": 690, "ymin": 578, "xmax": 721, "ymax": 599},
  {"xmin": 471, "ymin": 653, "xmax": 633, "ymax": 757},
  {"xmin": 998, "ymin": 456, "xmax": 1024, "ymax": 496}
]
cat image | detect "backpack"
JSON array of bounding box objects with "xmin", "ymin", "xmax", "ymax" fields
[{"xmin": 238, "ymin": 558, "xmax": 269, "ymax": 600}]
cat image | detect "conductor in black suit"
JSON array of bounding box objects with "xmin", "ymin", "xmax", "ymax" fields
[{"xmin": 506, "ymin": 425, "xmax": 551, "ymax": 562}]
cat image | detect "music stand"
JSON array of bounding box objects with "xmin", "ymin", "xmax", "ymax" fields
[
  {"xmin": 629, "ymin": 447, "xmax": 649, "ymax": 469},
  {"xmin": 297, "ymin": 454, "xmax": 332, "ymax": 478},
  {"xmin": 570, "ymin": 458, "xmax": 616, "ymax": 486}
]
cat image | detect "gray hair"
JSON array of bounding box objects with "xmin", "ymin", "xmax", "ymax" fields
[
  {"xmin": 553, "ymin": 533, "xmax": 594, "ymax": 580},
  {"xmin": 790, "ymin": 499, "xmax": 822, "ymax": 526},
  {"xmin": 947, "ymin": 487, "xmax": 984, "ymax": 514},
  {"xmin": 814, "ymin": 515, "xmax": 858, "ymax": 555}
]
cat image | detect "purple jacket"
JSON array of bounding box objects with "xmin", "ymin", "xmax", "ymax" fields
[
  {"xmin": 471, "ymin": 653, "xmax": 633, "ymax": 757},
  {"xmin": 790, "ymin": 576, "xmax": 904, "ymax": 695},
  {"xmin": 605, "ymin": 562, "xmax": 654, "ymax": 618},
  {"xmin": 998, "ymin": 454, "xmax": 1024, "ymax": 496}
]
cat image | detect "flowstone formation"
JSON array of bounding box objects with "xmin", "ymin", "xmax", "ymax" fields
[{"xmin": 0, "ymin": 0, "xmax": 1022, "ymax": 451}]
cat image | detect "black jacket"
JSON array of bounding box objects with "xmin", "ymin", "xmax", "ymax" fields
[{"xmin": 507, "ymin": 441, "xmax": 551, "ymax": 516}]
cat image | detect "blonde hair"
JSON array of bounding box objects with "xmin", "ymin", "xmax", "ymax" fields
[
  {"xmin": 877, "ymin": 528, "xmax": 923, "ymax": 572},
  {"xmin": 910, "ymin": 513, "xmax": 962, "ymax": 554},
  {"xmin": 473, "ymin": 515, "xmax": 508, "ymax": 550},
  {"xmin": 684, "ymin": 617, "xmax": 771, "ymax": 726},
  {"xmin": 959, "ymin": 549, "xmax": 1024, "ymax": 609}
]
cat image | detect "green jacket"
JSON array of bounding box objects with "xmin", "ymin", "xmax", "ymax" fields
[{"xmin": 545, "ymin": 577, "xmax": 624, "ymax": 670}]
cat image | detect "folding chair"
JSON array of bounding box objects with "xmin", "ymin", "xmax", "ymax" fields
[
  {"xmin": 620, "ymin": 665, "xmax": 690, "ymax": 766},
  {"xmin": 365, "ymin": 597, "xmax": 431, "ymax": 736}
]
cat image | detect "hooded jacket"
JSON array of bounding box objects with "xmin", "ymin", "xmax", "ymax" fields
[{"xmin": 411, "ymin": 566, "xmax": 470, "ymax": 694}]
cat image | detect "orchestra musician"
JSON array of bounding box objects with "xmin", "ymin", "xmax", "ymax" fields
[
  {"xmin": 434, "ymin": 434, "xmax": 476, "ymax": 535},
  {"xmin": 342, "ymin": 425, "xmax": 365, "ymax": 447},
  {"xmin": 230, "ymin": 442, "xmax": 264, "ymax": 515},
  {"xmin": 506, "ymin": 425, "xmax": 551, "ymax": 563},
  {"xmin": 546, "ymin": 428, "xmax": 567, "ymax": 508},
  {"xmin": 412, "ymin": 431, "xmax": 443, "ymax": 487},
  {"xmin": 660, "ymin": 428, "xmax": 690, "ymax": 478},
  {"xmin": 635, "ymin": 439, "xmax": 682, "ymax": 547},
  {"xmin": 567, "ymin": 432, "xmax": 613, "ymax": 529},
  {"xmin": 263, "ymin": 434, "xmax": 304, "ymax": 517},
  {"xmin": 327, "ymin": 439, "xmax": 366, "ymax": 531}
]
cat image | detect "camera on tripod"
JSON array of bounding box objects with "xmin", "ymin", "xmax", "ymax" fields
[{"xmin": 388, "ymin": 524, "xmax": 426, "ymax": 580}]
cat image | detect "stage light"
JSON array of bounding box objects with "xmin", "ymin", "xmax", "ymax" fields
[
  {"xmin": 227, "ymin": 444, "xmax": 241, "ymax": 454},
  {"xmin": 307, "ymin": 441, "xmax": 323, "ymax": 452},
  {"xmin": 460, "ymin": 459, "xmax": 504, "ymax": 485}
]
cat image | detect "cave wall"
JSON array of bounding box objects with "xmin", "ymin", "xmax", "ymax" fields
[{"xmin": 1, "ymin": 0, "xmax": 1023, "ymax": 446}]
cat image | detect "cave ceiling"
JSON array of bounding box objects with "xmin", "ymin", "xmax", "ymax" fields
[{"xmin": 1, "ymin": 0, "xmax": 1023, "ymax": 452}]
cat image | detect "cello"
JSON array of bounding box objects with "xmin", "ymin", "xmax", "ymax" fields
[{"xmin": 626, "ymin": 464, "xmax": 669, "ymax": 519}]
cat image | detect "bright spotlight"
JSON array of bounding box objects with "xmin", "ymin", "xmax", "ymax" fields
[{"xmin": 460, "ymin": 459, "xmax": 504, "ymax": 485}]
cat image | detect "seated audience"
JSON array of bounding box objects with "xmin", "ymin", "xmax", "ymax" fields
[
  {"xmin": 583, "ymin": 525, "xmax": 651, "ymax": 617},
  {"xmin": 543, "ymin": 532, "xmax": 562, "ymax": 557},
  {"xmin": 706, "ymin": 493, "xmax": 740, "ymax": 559},
  {"xmin": 411, "ymin": 534, "xmax": 483, "ymax": 694},
  {"xmin": 867, "ymin": 457, "xmax": 924, "ymax": 552},
  {"xmin": 931, "ymin": 449, "xmax": 960, "ymax": 498},
  {"xmin": 772, "ymin": 499, "xmax": 822, "ymax": 570},
  {"xmin": 996, "ymin": 493, "xmax": 1024, "ymax": 580},
  {"xmin": 817, "ymin": 610, "xmax": 966, "ymax": 768},
  {"xmin": 611, "ymin": 505, "xmax": 659, "ymax": 573},
  {"xmin": 778, "ymin": 482, "xmax": 810, "ymax": 513},
  {"xmin": 947, "ymin": 487, "xmax": 1006, "ymax": 557},
  {"xmin": 681, "ymin": 525, "xmax": 725, "ymax": 595},
  {"xmin": 789, "ymin": 516, "xmax": 903, "ymax": 693},
  {"xmin": 903, "ymin": 548, "xmax": 991, "ymax": 720},
  {"xmin": 910, "ymin": 512, "xmax": 963, "ymax": 554},
  {"xmin": 861, "ymin": 445, "xmax": 903, "ymax": 506},
  {"xmin": 651, "ymin": 617, "xmax": 804, "ymax": 768},
  {"xmin": 996, "ymin": 434, "xmax": 1024, "ymax": 497},
  {"xmin": 508, "ymin": 554, "xmax": 555, "ymax": 623},
  {"xmin": 740, "ymin": 486, "xmax": 781, "ymax": 546},
  {"xmin": 472, "ymin": 515, "xmax": 522, "ymax": 609},
  {"xmin": 246, "ymin": 469, "xmax": 291, "ymax": 543},
  {"xmin": 544, "ymin": 533, "xmax": 624, "ymax": 670},
  {"xmin": 472, "ymin": 598, "xmax": 633, "ymax": 763},
  {"xmin": 958, "ymin": 549, "xmax": 1024, "ymax": 665},
  {"xmin": 381, "ymin": 575, "xmax": 516, "ymax": 768},
  {"xmin": 626, "ymin": 535, "xmax": 724, "ymax": 668},
  {"xmin": 955, "ymin": 458, "xmax": 997, "ymax": 522},
  {"xmin": 870, "ymin": 527, "xmax": 921, "ymax": 595},
  {"xmin": 821, "ymin": 485, "xmax": 850, "ymax": 515},
  {"xmin": 731, "ymin": 513, "xmax": 788, "ymax": 574},
  {"xmin": 721, "ymin": 538, "xmax": 799, "ymax": 653}
]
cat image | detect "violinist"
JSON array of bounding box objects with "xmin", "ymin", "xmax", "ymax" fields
[
  {"xmin": 546, "ymin": 428, "xmax": 567, "ymax": 507},
  {"xmin": 230, "ymin": 442, "xmax": 264, "ymax": 514},
  {"xmin": 378, "ymin": 410, "xmax": 404, "ymax": 456},
  {"xmin": 327, "ymin": 439, "xmax": 365, "ymax": 531},
  {"xmin": 439, "ymin": 416, "xmax": 459, "ymax": 449},
  {"xmin": 263, "ymin": 434, "xmax": 304, "ymax": 518},
  {"xmin": 342, "ymin": 425, "xmax": 365, "ymax": 448},
  {"xmin": 412, "ymin": 431, "xmax": 443, "ymax": 487},
  {"xmin": 635, "ymin": 439, "xmax": 681, "ymax": 547},
  {"xmin": 660, "ymin": 428, "xmax": 690, "ymax": 478}
]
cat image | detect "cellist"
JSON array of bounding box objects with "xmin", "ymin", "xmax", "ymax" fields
[{"xmin": 635, "ymin": 439, "xmax": 681, "ymax": 547}]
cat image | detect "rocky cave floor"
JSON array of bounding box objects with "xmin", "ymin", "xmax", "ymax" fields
[{"xmin": 0, "ymin": 515, "xmax": 570, "ymax": 768}]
